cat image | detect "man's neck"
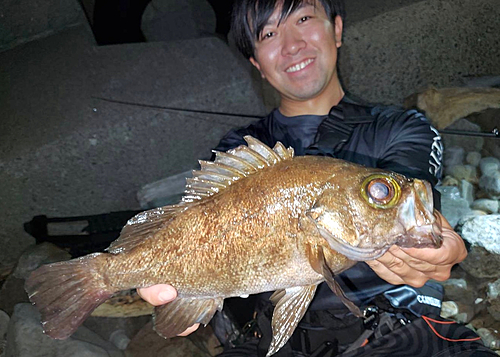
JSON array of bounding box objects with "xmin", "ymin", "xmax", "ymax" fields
[{"xmin": 278, "ymin": 86, "xmax": 345, "ymax": 117}]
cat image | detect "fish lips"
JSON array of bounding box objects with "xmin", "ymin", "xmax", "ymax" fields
[{"xmin": 397, "ymin": 219, "xmax": 443, "ymax": 249}]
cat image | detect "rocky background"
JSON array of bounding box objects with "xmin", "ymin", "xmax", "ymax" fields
[{"xmin": 0, "ymin": 0, "xmax": 499, "ymax": 355}]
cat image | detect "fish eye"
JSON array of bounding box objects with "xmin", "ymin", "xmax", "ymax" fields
[{"xmin": 361, "ymin": 175, "xmax": 401, "ymax": 209}]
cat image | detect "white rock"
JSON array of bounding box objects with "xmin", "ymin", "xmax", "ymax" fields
[
  {"xmin": 461, "ymin": 214, "xmax": 500, "ymax": 254},
  {"xmin": 5, "ymin": 304, "xmax": 124, "ymax": 357},
  {"xmin": 480, "ymin": 157, "xmax": 500, "ymax": 177},
  {"xmin": 459, "ymin": 179, "xmax": 474, "ymax": 206},
  {"xmin": 437, "ymin": 186, "xmax": 472, "ymax": 228},
  {"xmin": 471, "ymin": 199, "xmax": 499, "ymax": 214},
  {"xmin": 487, "ymin": 279, "xmax": 500, "ymax": 300}
]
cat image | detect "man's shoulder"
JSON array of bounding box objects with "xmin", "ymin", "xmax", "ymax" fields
[
  {"xmin": 362, "ymin": 103, "xmax": 436, "ymax": 138},
  {"xmin": 214, "ymin": 111, "xmax": 277, "ymax": 152}
]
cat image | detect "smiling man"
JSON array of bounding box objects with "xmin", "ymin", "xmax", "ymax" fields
[{"xmin": 136, "ymin": 1, "xmax": 496, "ymax": 356}]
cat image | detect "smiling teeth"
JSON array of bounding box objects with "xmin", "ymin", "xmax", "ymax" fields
[{"xmin": 286, "ymin": 59, "xmax": 313, "ymax": 73}]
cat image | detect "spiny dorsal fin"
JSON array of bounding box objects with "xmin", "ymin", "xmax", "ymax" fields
[
  {"xmin": 181, "ymin": 136, "xmax": 294, "ymax": 203},
  {"xmin": 107, "ymin": 205, "xmax": 187, "ymax": 254},
  {"xmin": 110, "ymin": 137, "xmax": 294, "ymax": 253}
]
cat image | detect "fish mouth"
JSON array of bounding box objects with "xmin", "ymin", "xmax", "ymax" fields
[
  {"xmin": 309, "ymin": 210, "xmax": 443, "ymax": 262},
  {"xmin": 313, "ymin": 223, "xmax": 389, "ymax": 261},
  {"xmin": 397, "ymin": 220, "xmax": 443, "ymax": 249}
]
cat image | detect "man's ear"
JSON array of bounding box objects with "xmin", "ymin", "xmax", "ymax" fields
[
  {"xmin": 334, "ymin": 15, "xmax": 343, "ymax": 48},
  {"xmin": 249, "ymin": 57, "xmax": 265, "ymax": 79}
]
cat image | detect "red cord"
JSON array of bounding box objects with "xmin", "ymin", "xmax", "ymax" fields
[{"xmin": 422, "ymin": 315, "xmax": 482, "ymax": 342}]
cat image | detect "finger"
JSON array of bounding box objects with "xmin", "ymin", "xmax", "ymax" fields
[
  {"xmin": 137, "ymin": 284, "xmax": 178, "ymax": 306},
  {"xmin": 365, "ymin": 260, "xmax": 405, "ymax": 285},
  {"xmin": 178, "ymin": 323, "xmax": 200, "ymax": 336},
  {"xmin": 367, "ymin": 249, "xmax": 430, "ymax": 287},
  {"xmin": 388, "ymin": 247, "xmax": 439, "ymax": 273}
]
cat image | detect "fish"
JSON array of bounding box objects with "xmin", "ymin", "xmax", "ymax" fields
[{"xmin": 25, "ymin": 136, "xmax": 443, "ymax": 356}]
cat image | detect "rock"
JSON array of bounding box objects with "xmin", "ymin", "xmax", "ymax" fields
[
  {"xmin": 461, "ymin": 214, "xmax": 500, "ymax": 254},
  {"xmin": 0, "ymin": 310, "xmax": 9, "ymax": 339},
  {"xmin": 443, "ymin": 146, "xmax": 465, "ymax": 175},
  {"xmin": 441, "ymin": 175, "xmax": 459, "ymax": 186},
  {"xmin": 479, "ymin": 171, "xmax": 500, "ymax": 199},
  {"xmin": 13, "ymin": 243, "xmax": 71, "ymax": 280},
  {"xmin": 480, "ymin": 157, "xmax": 500, "ymax": 177},
  {"xmin": 440, "ymin": 279, "xmax": 476, "ymax": 303},
  {"xmin": 476, "ymin": 328, "xmax": 500, "ymax": 350},
  {"xmin": 460, "ymin": 245, "xmax": 500, "ymax": 279},
  {"xmin": 466, "ymin": 151, "xmax": 482, "ymax": 167},
  {"xmin": 0, "ymin": 275, "xmax": 30, "ymax": 316},
  {"xmin": 460, "ymin": 180, "xmax": 475, "ymax": 206},
  {"xmin": 0, "ymin": 309, "xmax": 9, "ymax": 355},
  {"xmin": 0, "ymin": 0, "xmax": 87, "ymax": 51},
  {"xmin": 487, "ymin": 299, "xmax": 500, "ymax": 324},
  {"xmin": 486, "ymin": 280, "xmax": 500, "ymax": 322},
  {"xmin": 449, "ymin": 164, "xmax": 478, "ymax": 183},
  {"xmin": 471, "ymin": 199, "xmax": 499, "ymax": 214},
  {"xmin": 442, "ymin": 119, "xmax": 484, "ymax": 153},
  {"xmin": 5, "ymin": 303, "xmax": 124, "ymax": 357},
  {"xmin": 437, "ymin": 186, "xmax": 472, "ymax": 228},
  {"xmin": 109, "ymin": 330, "xmax": 130, "ymax": 350},
  {"xmin": 82, "ymin": 315, "xmax": 151, "ymax": 344},
  {"xmin": 125, "ymin": 320, "xmax": 222, "ymax": 357},
  {"xmin": 487, "ymin": 279, "xmax": 500, "ymax": 300},
  {"xmin": 440, "ymin": 301, "xmax": 475, "ymax": 324},
  {"xmin": 141, "ymin": 0, "xmax": 216, "ymax": 42}
]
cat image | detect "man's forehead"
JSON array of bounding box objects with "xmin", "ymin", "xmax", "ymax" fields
[{"xmin": 262, "ymin": 0, "xmax": 318, "ymax": 26}]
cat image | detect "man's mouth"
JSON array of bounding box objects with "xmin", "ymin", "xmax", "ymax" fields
[{"xmin": 285, "ymin": 58, "xmax": 314, "ymax": 73}]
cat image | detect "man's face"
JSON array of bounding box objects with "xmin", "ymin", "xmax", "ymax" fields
[{"xmin": 249, "ymin": 1, "xmax": 343, "ymax": 103}]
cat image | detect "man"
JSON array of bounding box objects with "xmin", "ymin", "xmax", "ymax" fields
[{"xmin": 138, "ymin": 0, "xmax": 484, "ymax": 355}]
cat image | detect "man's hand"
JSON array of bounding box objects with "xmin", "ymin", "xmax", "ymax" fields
[
  {"xmin": 137, "ymin": 284, "xmax": 200, "ymax": 336},
  {"xmin": 366, "ymin": 211, "xmax": 467, "ymax": 287}
]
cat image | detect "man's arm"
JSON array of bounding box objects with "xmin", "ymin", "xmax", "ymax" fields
[
  {"xmin": 366, "ymin": 211, "xmax": 467, "ymax": 287},
  {"xmin": 365, "ymin": 109, "xmax": 466, "ymax": 286}
]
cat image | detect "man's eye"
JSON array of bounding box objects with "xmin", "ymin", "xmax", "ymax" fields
[
  {"xmin": 261, "ymin": 32, "xmax": 275, "ymax": 40},
  {"xmin": 298, "ymin": 16, "xmax": 310, "ymax": 23}
]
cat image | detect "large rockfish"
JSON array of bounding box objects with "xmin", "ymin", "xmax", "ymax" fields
[{"xmin": 25, "ymin": 136, "xmax": 442, "ymax": 356}]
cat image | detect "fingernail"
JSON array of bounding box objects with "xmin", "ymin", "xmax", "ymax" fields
[{"xmin": 158, "ymin": 292, "xmax": 173, "ymax": 303}]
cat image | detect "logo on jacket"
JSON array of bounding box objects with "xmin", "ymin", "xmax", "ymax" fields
[
  {"xmin": 429, "ymin": 126, "xmax": 443, "ymax": 179},
  {"xmin": 417, "ymin": 294, "xmax": 442, "ymax": 308}
]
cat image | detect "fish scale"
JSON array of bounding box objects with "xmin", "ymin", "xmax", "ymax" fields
[{"xmin": 25, "ymin": 136, "xmax": 442, "ymax": 356}]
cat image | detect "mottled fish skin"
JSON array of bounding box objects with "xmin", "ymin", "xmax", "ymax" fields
[{"xmin": 25, "ymin": 136, "xmax": 442, "ymax": 356}]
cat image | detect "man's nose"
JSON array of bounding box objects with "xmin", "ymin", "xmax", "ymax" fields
[{"xmin": 281, "ymin": 29, "xmax": 306, "ymax": 56}]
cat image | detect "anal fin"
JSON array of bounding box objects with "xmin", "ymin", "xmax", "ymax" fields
[
  {"xmin": 153, "ymin": 296, "xmax": 223, "ymax": 339},
  {"xmin": 267, "ymin": 285, "xmax": 317, "ymax": 357}
]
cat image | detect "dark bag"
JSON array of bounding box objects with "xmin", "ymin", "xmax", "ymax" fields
[{"xmin": 340, "ymin": 314, "xmax": 495, "ymax": 357}]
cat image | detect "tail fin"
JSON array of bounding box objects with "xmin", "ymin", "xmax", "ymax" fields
[{"xmin": 24, "ymin": 253, "xmax": 114, "ymax": 339}]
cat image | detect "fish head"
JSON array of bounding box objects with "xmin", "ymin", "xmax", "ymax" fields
[{"xmin": 307, "ymin": 166, "xmax": 443, "ymax": 261}]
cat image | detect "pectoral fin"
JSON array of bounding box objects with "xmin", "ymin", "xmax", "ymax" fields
[
  {"xmin": 153, "ymin": 296, "xmax": 223, "ymax": 339},
  {"xmin": 267, "ymin": 285, "xmax": 317, "ymax": 357},
  {"xmin": 319, "ymin": 250, "xmax": 362, "ymax": 318}
]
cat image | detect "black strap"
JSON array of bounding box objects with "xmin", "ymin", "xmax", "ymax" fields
[{"xmin": 306, "ymin": 101, "xmax": 375, "ymax": 157}]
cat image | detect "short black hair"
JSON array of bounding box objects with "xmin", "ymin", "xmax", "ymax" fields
[{"xmin": 231, "ymin": 0, "xmax": 345, "ymax": 59}]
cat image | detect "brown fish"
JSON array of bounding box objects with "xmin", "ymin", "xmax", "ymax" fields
[{"xmin": 25, "ymin": 136, "xmax": 442, "ymax": 356}]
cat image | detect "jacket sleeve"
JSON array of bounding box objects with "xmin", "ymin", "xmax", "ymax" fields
[
  {"xmin": 374, "ymin": 108, "xmax": 443, "ymax": 186},
  {"xmin": 213, "ymin": 115, "xmax": 276, "ymax": 154}
]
